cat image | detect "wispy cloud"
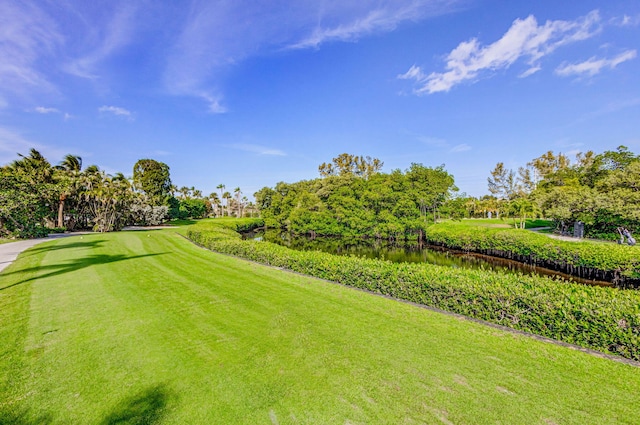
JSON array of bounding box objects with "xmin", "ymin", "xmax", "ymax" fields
[
  {"xmin": 224, "ymin": 143, "xmax": 287, "ymax": 156},
  {"xmin": 34, "ymin": 106, "xmax": 60, "ymax": 114},
  {"xmin": 33, "ymin": 106, "xmax": 74, "ymax": 119},
  {"xmin": 570, "ymin": 97, "xmax": 640, "ymax": 125},
  {"xmin": 450, "ymin": 143, "xmax": 471, "ymax": 153},
  {"xmin": 0, "ymin": 1, "xmax": 140, "ymax": 106},
  {"xmin": 610, "ymin": 14, "xmax": 640, "ymax": 27},
  {"xmin": 0, "ymin": 1, "xmax": 62, "ymax": 103},
  {"xmin": 64, "ymin": 3, "xmax": 139, "ymax": 79},
  {"xmin": 289, "ymin": 1, "xmax": 458, "ymax": 50},
  {"xmin": 555, "ymin": 49, "xmax": 637, "ymax": 77},
  {"xmin": 99, "ymin": 105, "xmax": 133, "ymax": 119},
  {"xmin": 400, "ymin": 10, "xmax": 602, "ymax": 94},
  {"xmin": 410, "ymin": 132, "xmax": 470, "ymax": 153},
  {"xmin": 165, "ymin": 1, "xmax": 462, "ymax": 110},
  {"xmin": 416, "ymin": 135, "xmax": 449, "ymax": 148}
]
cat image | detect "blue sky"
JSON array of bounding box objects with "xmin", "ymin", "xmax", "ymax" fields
[{"xmin": 1, "ymin": 0, "xmax": 639, "ymax": 199}]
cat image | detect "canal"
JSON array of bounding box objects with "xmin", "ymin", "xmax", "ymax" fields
[{"xmin": 245, "ymin": 229, "xmax": 613, "ymax": 287}]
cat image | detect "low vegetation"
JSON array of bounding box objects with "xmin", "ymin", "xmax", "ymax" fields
[
  {"xmin": 2, "ymin": 225, "xmax": 640, "ymax": 423},
  {"xmin": 187, "ymin": 219, "xmax": 640, "ymax": 361},
  {"xmin": 423, "ymin": 221, "xmax": 640, "ymax": 285}
]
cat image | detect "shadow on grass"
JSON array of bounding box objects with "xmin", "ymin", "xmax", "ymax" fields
[
  {"xmin": 0, "ymin": 407, "xmax": 53, "ymax": 425},
  {"xmin": 101, "ymin": 384, "xmax": 173, "ymax": 425},
  {"xmin": 0, "ymin": 385, "xmax": 172, "ymax": 425},
  {"xmin": 19, "ymin": 239, "xmax": 105, "ymax": 257},
  {"xmin": 0, "ymin": 252, "xmax": 168, "ymax": 292}
]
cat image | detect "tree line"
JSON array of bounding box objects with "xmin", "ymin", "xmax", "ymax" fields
[
  {"xmin": 0, "ymin": 149, "xmax": 254, "ymax": 238},
  {"xmin": 480, "ymin": 145, "xmax": 640, "ymax": 238},
  {"xmin": 255, "ymin": 153, "xmax": 457, "ymax": 239}
]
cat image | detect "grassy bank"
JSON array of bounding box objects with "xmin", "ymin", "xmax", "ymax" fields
[
  {"xmin": 2, "ymin": 226, "xmax": 640, "ymax": 423},
  {"xmin": 188, "ymin": 220, "xmax": 640, "ymax": 361}
]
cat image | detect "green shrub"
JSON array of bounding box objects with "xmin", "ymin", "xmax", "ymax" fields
[
  {"xmin": 186, "ymin": 220, "xmax": 640, "ymax": 361},
  {"xmin": 424, "ymin": 222, "xmax": 640, "ymax": 283}
]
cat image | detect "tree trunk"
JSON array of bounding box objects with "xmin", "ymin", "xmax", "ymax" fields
[{"xmin": 57, "ymin": 195, "xmax": 66, "ymax": 228}]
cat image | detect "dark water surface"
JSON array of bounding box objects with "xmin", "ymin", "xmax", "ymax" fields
[{"xmin": 245, "ymin": 229, "xmax": 613, "ymax": 287}]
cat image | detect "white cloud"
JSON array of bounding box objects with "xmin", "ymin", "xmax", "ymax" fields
[
  {"xmin": 450, "ymin": 143, "xmax": 471, "ymax": 153},
  {"xmin": 610, "ymin": 14, "xmax": 640, "ymax": 27},
  {"xmin": 34, "ymin": 106, "xmax": 60, "ymax": 114},
  {"xmin": 165, "ymin": 1, "xmax": 461, "ymax": 110},
  {"xmin": 289, "ymin": 1, "xmax": 456, "ymax": 50},
  {"xmin": 64, "ymin": 3, "xmax": 139, "ymax": 79},
  {"xmin": 400, "ymin": 10, "xmax": 602, "ymax": 94},
  {"xmin": 1, "ymin": 1, "xmax": 463, "ymax": 112},
  {"xmin": 198, "ymin": 92, "xmax": 227, "ymax": 115},
  {"xmin": 99, "ymin": 105, "xmax": 133, "ymax": 119},
  {"xmin": 225, "ymin": 143, "xmax": 286, "ymax": 156},
  {"xmin": 0, "ymin": 1, "xmax": 63, "ymax": 103},
  {"xmin": 555, "ymin": 49, "xmax": 637, "ymax": 77}
]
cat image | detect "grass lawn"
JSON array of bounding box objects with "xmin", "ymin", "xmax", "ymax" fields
[
  {"xmin": 440, "ymin": 218, "xmax": 555, "ymax": 229},
  {"xmin": 1, "ymin": 229, "xmax": 640, "ymax": 424}
]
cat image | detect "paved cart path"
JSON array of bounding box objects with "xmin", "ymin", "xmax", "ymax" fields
[{"xmin": 0, "ymin": 234, "xmax": 82, "ymax": 274}]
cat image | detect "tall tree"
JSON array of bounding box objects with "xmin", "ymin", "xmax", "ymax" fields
[
  {"xmin": 54, "ymin": 154, "xmax": 83, "ymax": 227},
  {"xmin": 217, "ymin": 184, "xmax": 225, "ymax": 216},
  {"xmin": 234, "ymin": 187, "xmax": 242, "ymax": 218},
  {"xmin": 132, "ymin": 159, "xmax": 171, "ymax": 206},
  {"xmin": 487, "ymin": 162, "xmax": 518, "ymax": 200},
  {"xmin": 319, "ymin": 153, "xmax": 383, "ymax": 179},
  {"xmin": 223, "ymin": 191, "xmax": 231, "ymax": 217},
  {"xmin": 406, "ymin": 163, "xmax": 457, "ymax": 223}
]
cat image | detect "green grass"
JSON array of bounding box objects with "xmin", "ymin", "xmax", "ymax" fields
[
  {"xmin": 2, "ymin": 230, "xmax": 640, "ymax": 424},
  {"xmin": 443, "ymin": 218, "xmax": 555, "ymax": 229}
]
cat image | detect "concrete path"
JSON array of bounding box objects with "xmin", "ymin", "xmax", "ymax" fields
[{"xmin": 0, "ymin": 234, "xmax": 78, "ymax": 274}]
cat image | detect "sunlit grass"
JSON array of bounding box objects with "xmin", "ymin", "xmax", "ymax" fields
[{"xmin": 1, "ymin": 229, "xmax": 639, "ymax": 424}]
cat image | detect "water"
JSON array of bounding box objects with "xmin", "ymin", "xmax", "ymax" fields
[{"xmin": 245, "ymin": 229, "xmax": 613, "ymax": 287}]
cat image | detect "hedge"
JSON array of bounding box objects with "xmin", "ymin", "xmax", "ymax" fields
[
  {"xmin": 186, "ymin": 220, "xmax": 640, "ymax": 361},
  {"xmin": 424, "ymin": 223, "xmax": 640, "ymax": 287}
]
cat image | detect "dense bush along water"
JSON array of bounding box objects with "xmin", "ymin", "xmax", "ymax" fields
[
  {"xmin": 245, "ymin": 229, "xmax": 613, "ymax": 288},
  {"xmin": 422, "ymin": 224, "xmax": 640, "ymax": 289}
]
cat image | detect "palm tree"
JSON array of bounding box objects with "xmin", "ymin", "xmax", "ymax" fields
[
  {"xmin": 55, "ymin": 154, "xmax": 83, "ymax": 227},
  {"xmin": 57, "ymin": 154, "xmax": 82, "ymax": 173},
  {"xmin": 241, "ymin": 196, "xmax": 248, "ymax": 218},
  {"xmin": 233, "ymin": 187, "xmax": 242, "ymax": 218},
  {"xmin": 10, "ymin": 148, "xmax": 54, "ymax": 183},
  {"xmin": 216, "ymin": 184, "xmax": 225, "ymax": 216},
  {"xmin": 223, "ymin": 191, "xmax": 231, "ymax": 217},
  {"xmin": 179, "ymin": 186, "xmax": 190, "ymax": 199},
  {"xmin": 208, "ymin": 192, "xmax": 221, "ymax": 216}
]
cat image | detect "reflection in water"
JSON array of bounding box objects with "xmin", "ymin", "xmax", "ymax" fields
[{"xmin": 245, "ymin": 229, "xmax": 612, "ymax": 287}]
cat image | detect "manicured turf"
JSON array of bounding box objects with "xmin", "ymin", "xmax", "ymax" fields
[{"xmin": 1, "ymin": 229, "xmax": 640, "ymax": 424}]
